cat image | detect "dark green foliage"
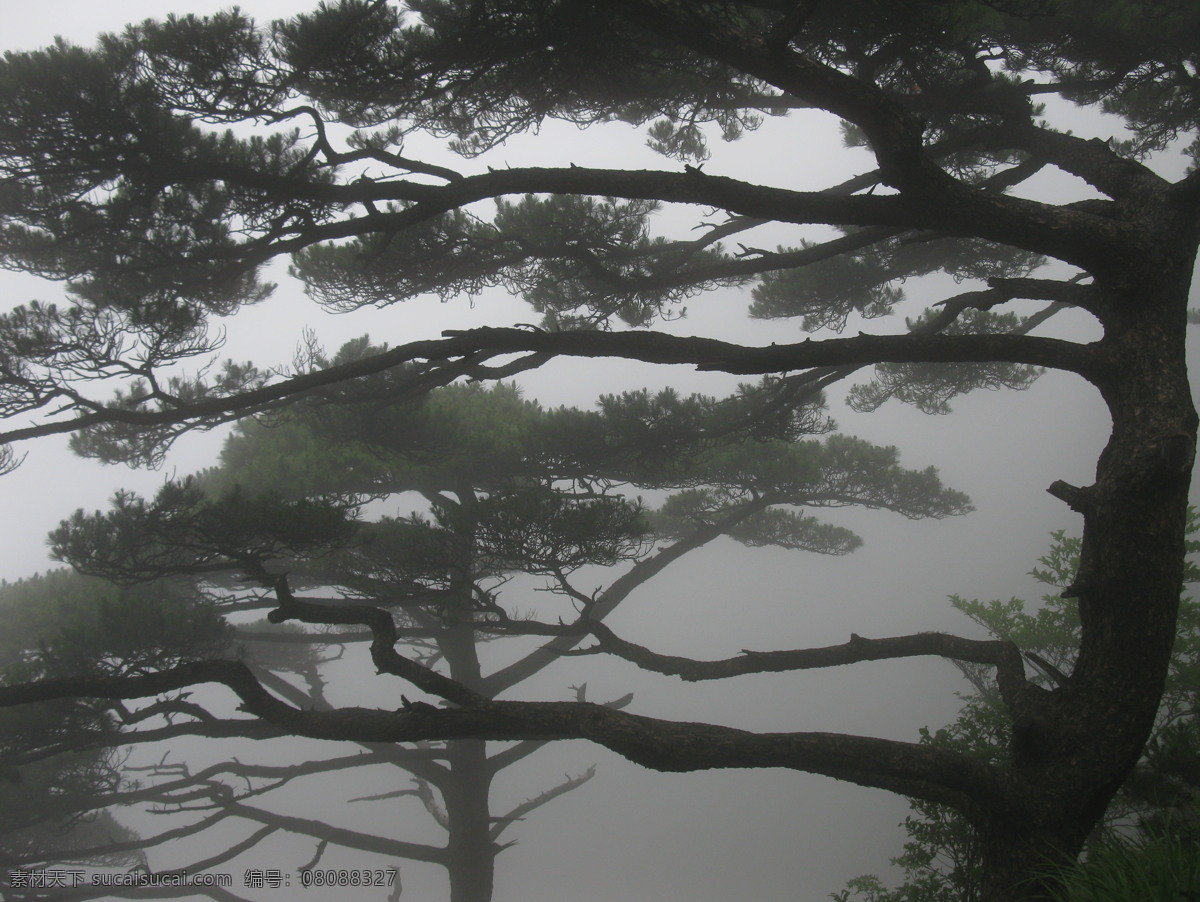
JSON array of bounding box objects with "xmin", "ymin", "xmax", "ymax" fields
[
  {"xmin": 0, "ymin": 569, "xmax": 232, "ymax": 873},
  {"xmin": 0, "ymin": 568, "xmax": 230, "ymax": 679},
  {"xmin": 291, "ymin": 207, "xmax": 519, "ymax": 310},
  {"xmin": 750, "ymin": 240, "xmax": 908, "ymax": 332},
  {"xmin": 308, "ymin": 489, "xmax": 650, "ymax": 592},
  {"xmin": 0, "ymin": 740, "xmax": 143, "ymax": 873},
  {"xmin": 276, "ymin": 0, "xmax": 770, "ymax": 156},
  {"xmin": 292, "ymin": 194, "xmax": 742, "ymax": 326},
  {"xmin": 1045, "ymin": 830, "xmax": 1200, "ymax": 902},
  {"xmin": 49, "ymin": 481, "xmax": 360, "ymax": 583},
  {"xmin": 750, "ymin": 235, "xmax": 1043, "ymax": 333},
  {"xmin": 321, "ymin": 514, "xmax": 462, "ymax": 593},
  {"xmin": 0, "ymin": 31, "xmax": 279, "ymax": 311},
  {"xmin": 439, "ymin": 486, "xmax": 649, "ymax": 576},
  {"xmin": 214, "ymin": 382, "xmax": 546, "ymax": 499},
  {"xmin": 653, "ymin": 491, "xmax": 863, "ymax": 554},
  {"xmin": 491, "ymin": 195, "xmax": 737, "ymax": 327},
  {"xmin": 202, "ymin": 340, "xmax": 969, "ymax": 577},
  {"xmin": 209, "ymin": 338, "xmax": 838, "ymax": 497},
  {"xmin": 540, "ymin": 381, "xmax": 834, "ymax": 488},
  {"xmin": 992, "ymin": 0, "xmax": 1200, "ymax": 156},
  {"xmin": 848, "ymin": 311, "xmax": 1043, "ymax": 414},
  {"xmin": 809, "ymin": 435, "xmax": 972, "ymax": 518}
]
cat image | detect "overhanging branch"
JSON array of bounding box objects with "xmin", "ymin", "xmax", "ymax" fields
[
  {"xmin": 0, "ymin": 658, "xmax": 1015, "ymax": 818},
  {"xmin": 0, "ymin": 299, "xmax": 1100, "ymax": 459}
]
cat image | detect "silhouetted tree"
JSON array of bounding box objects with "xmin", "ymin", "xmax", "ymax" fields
[
  {"xmin": 7, "ymin": 365, "xmax": 962, "ymax": 900},
  {"xmin": 1, "ymin": 3, "xmax": 1198, "ymax": 898}
]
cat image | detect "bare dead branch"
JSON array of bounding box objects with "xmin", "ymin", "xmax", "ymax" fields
[{"xmin": 490, "ymin": 765, "xmax": 597, "ymax": 841}]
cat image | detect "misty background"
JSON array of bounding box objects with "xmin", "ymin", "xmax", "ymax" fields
[{"xmin": 0, "ymin": 3, "xmax": 1195, "ymax": 900}]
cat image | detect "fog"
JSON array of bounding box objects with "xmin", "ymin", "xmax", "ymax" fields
[{"xmin": 1, "ymin": 4, "xmax": 1197, "ymax": 902}]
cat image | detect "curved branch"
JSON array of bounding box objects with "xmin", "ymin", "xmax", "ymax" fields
[
  {"xmin": 112, "ymin": 752, "xmax": 403, "ymax": 811},
  {"xmin": 594, "ymin": 2, "xmax": 1132, "ymax": 266},
  {"xmin": 999, "ymin": 121, "xmax": 1171, "ymax": 203},
  {"xmin": 262, "ymin": 572, "xmax": 483, "ymax": 707},
  {"xmin": 236, "ymin": 163, "xmax": 1127, "ymax": 269},
  {"xmin": 0, "ymin": 659, "xmax": 1016, "ymax": 819},
  {"xmin": 13, "ymin": 808, "xmax": 238, "ymax": 871},
  {"xmin": 0, "ymin": 296, "xmax": 1100, "ymax": 457},
  {"xmin": 571, "ymin": 622, "xmax": 1028, "ymax": 697}
]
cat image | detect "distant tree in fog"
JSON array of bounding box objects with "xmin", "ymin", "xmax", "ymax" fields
[
  {"xmin": 4, "ymin": 366, "xmax": 961, "ymax": 900},
  {"xmin": 0, "ymin": 571, "xmax": 225, "ymax": 898},
  {"xmin": 1, "ymin": 3, "xmax": 1199, "ymax": 899}
]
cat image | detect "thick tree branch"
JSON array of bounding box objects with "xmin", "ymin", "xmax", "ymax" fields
[
  {"xmin": 258, "ymin": 570, "xmax": 485, "ymax": 708},
  {"xmin": 235, "ymin": 164, "xmax": 1128, "ymax": 269},
  {"xmin": 0, "ymin": 658, "xmax": 1015, "ymax": 818},
  {"xmin": 485, "ymin": 690, "xmax": 634, "ymax": 775},
  {"xmin": 1, "ymin": 325, "xmax": 1097, "ymax": 480},
  {"xmin": 998, "ymin": 121, "xmax": 1172, "ymax": 203},
  {"xmin": 435, "ymin": 326, "xmax": 1101, "ymax": 377}
]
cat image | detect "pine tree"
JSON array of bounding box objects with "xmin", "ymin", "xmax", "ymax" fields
[{"xmin": 0, "ymin": 4, "xmax": 1198, "ymax": 898}]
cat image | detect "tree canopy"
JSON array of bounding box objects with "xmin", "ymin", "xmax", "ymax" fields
[
  {"xmin": 1, "ymin": 2, "xmax": 1198, "ymax": 900},
  {"xmin": 6, "ymin": 0, "xmax": 1195, "ymax": 456}
]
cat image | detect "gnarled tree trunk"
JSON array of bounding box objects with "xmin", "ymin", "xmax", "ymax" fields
[{"xmin": 977, "ymin": 246, "xmax": 1198, "ymax": 900}]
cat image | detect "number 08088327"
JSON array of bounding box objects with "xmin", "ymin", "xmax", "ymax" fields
[{"xmin": 298, "ymin": 869, "xmax": 398, "ymax": 888}]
